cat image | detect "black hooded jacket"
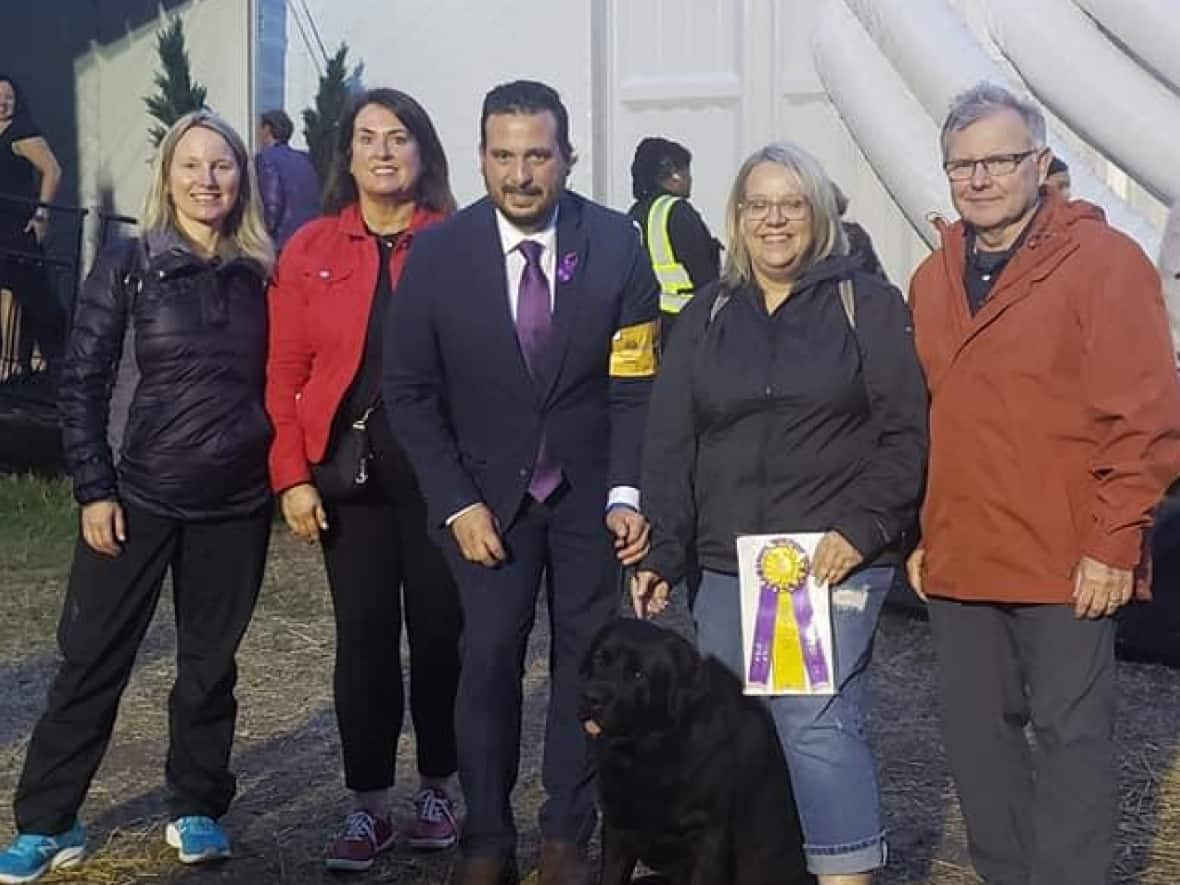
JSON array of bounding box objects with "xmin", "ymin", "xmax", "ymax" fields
[{"xmin": 640, "ymin": 255, "xmax": 928, "ymax": 584}]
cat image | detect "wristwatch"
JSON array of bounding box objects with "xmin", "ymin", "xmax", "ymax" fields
[{"xmin": 32, "ymin": 208, "xmax": 49, "ymax": 222}]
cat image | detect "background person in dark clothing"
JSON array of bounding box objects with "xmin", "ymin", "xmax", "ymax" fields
[
  {"xmin": 633, "ymin": 141, "xmax": 927, "ymax": 885},
  {"xmin": 1044, "ymin": 154, "xmax": 1071, "ymax": 200},
  {"xmin": 255, "ymin": 108, "xmax": 321, "ymax": 251},
  {"xmin": 627, "ymin": 136, "xmax": 719, "ymax": 341},
  {"xmin": 265, "ymin": 88, "xmax": 462, "ymax": 873},
  {"xmin": 0, "ymin": 110, "xmax": 275, "ymax": 883},
  {"xmin": 0, "ymin": 74, "xmax": 65, "ymax": 378},
  {"xmin": 832, "ymin": 182, "xmax": 887, "ymax": 281}
]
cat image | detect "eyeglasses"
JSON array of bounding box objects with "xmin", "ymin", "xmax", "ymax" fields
[
  {"xmin": 739, "ymin": 197, "xmax": 809, "ymax": 222},
  {"xmin": 943, "ymin": 150, "xmax": 1038, "ymax": 181}
]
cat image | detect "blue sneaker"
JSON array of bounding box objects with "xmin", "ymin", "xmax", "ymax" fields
[
  {"xmin": 165, "ymin": 816, "xmax": 231, "ymax": 864},
  {"xmin": 0, "ymin": 823, "xmax": 86, "ymax": 883}
]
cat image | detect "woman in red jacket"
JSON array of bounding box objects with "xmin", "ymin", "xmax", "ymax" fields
[{"xmin": 265, "ymin": 88, "xmax": 460, "ymax": 873}]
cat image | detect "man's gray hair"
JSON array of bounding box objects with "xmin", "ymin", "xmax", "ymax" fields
[{"xmin": 940, "ymin": 81, "xmax": 1047, "ymax": 158}]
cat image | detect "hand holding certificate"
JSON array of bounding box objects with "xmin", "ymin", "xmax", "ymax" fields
[{"xmin": 737, "ymin": 533, "xmax": 836, "ymax": 696}]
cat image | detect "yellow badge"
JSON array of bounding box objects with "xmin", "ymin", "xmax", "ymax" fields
[{"xmin": 608, "ymin": 320, "xmax": 659, "ymax": 378}]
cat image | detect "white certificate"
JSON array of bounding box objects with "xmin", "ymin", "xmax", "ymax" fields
[{"xmin": 737, "ymin": 533, "xmax": 835, "ymax": 696}]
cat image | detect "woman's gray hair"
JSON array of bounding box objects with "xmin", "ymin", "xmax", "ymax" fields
[
  {"xmin": 940, "ymin": 82, "xmax": 1047, "ymax": 158},
  {"xmin": 721, "ymin": 141, "xmax": 848, "ymax": 291}
]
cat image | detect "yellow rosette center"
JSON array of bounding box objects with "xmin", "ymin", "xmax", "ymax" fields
[{"xmin": 760, "ymin": 543, "xmax": 808, "ymax": 592}]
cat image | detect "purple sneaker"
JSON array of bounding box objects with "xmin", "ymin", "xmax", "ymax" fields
[
  {"xmin": 324, "ymin": 810, "xmax": 395, "ymax": 872},
  {"xmin": 402, "ymin": 786, "xmax": 458, "ymax": 851}
]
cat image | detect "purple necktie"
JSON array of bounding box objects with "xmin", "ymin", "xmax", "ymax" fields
[{"xmin": 515, "ymin": 240, "xmax": 562, "ymax": 502}]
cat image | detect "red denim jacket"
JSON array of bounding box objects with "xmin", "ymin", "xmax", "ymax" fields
[{"xmin": 265, "ymin": 202, "xmax": 446, "ymax": 492}]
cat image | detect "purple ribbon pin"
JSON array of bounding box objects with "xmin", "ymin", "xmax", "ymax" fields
[{"xmin": 556, "ymin": 251, "xmax": 578, "ymax": 284}]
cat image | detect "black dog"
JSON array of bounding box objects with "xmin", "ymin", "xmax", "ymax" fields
[{"xmin": 580, "ymin": 619, "xmax": 815, "ymax": 885}]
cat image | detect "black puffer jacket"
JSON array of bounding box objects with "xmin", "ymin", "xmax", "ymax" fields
[
  {"xmin": 60, "ymin": 232, "xmax": 272, "ymax": 519},
  {"xmin": 640, "ymin": 256, "xmax": 928, "ymax": 584}
]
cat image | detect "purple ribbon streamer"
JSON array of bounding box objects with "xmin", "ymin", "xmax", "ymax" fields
[
  {"xmin": 747, "ymin": 583, "xmax": 778, "ymax": 685},
  {"xmin": 790, "ymin": 586, "xmax": 831, "ymax": 688}
]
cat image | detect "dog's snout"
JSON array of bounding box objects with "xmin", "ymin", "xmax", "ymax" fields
[{"xmin": 581, "ymin": 683, "xmax": 607, "ymax": 710}]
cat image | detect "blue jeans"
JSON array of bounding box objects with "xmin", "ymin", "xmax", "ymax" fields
[{"xmin": 694, "ymin": 567, "xmax": 892, "ymax": 876}]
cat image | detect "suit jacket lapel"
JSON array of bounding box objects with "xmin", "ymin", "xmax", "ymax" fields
[
  {"xmin": 471, "ymin": 199, "xmax": 535, "ymax": 397},
  {"xmin": 540, "ymin": 193, "xmax": 589, "ymax": 404}
]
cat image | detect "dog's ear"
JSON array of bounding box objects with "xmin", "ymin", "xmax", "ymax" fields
[
  {"xmin": 581, "ymin": 623, "xmax": 616, "ymax": 679},
  {"xmin": 666, "ymin": 641, "xmax": 709, "ymax": 724}
]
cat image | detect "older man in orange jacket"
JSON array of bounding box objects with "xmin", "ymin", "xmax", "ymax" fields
[{"xmin": 907, "ymin": 82, "xmax": 1180, "ymax": 885}]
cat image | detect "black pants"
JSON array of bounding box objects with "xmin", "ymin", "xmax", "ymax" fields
[
  {"xmin": 13, "ymin": 502, "xmax": 271, "ymax": 835},
  {"xmin": 443, "ymin": 481, "xmax": 620, "ymax": 858},
  {"xmin": 927, "ymin": 598, "xmax": 1117, "ymax": 885},
  {"xmin": 1, "ymin": 231, "xmax": 65, "ymax": 372},
  {"xmin": 320, "ymin": 441, "xmax": 461, "ymax": 791}
]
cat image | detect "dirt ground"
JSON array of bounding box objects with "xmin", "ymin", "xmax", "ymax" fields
[{"xmin": 3, "ymin": 528, "xmax": 1180, "ymax": 884}]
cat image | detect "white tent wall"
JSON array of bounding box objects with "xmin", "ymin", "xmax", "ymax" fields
[
  {"xmin": 73, "ymin": 0, "xmax": 254, "ymax": 264},
  {"xmin": 277, "ymin": 0, "xmax": 1171, "ymax": 297},
  {"xmin": 284, "ymin": 1, "xmax": 596, "ymax": 207}
]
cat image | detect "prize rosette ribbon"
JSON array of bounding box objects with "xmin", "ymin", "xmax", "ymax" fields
[{"xmin": 747, "ymin": 538, "xmax": 832, "ymax": 692}]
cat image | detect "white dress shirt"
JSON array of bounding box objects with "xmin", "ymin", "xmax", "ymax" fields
[
  {"xmin": 496, "ymin": 206, "xmax": 558, "ymax": 317},
  {"xmin": 446, "ymin": 208, "xmax": 640, "ymax": 523}
]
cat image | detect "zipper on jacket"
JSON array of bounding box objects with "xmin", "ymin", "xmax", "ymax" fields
[{"xmin": 755, "ymin": 310, "xmax": 776, "ymax": 530}]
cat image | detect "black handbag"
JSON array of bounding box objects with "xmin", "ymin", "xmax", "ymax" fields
[{"xmin": 312, "ymin": 401, "xmax": 379, "ymax": 501}]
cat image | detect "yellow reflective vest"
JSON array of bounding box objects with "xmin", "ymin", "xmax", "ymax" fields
[{"xmin": 644, "ymin": 194, "xmax": 694, "ymax": 314}]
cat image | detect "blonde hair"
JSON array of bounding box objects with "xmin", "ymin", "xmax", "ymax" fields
[
  {"xmin": 142, "ymin": 110, "xmax": 274, "ymax": 273},
  {"xmin": 721, "ymin": 141, "xmax": 847, "ymax": 290}
]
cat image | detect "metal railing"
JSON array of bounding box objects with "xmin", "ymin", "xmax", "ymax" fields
[
  {"xmin": 0, "ymin": 193, "xmax": 138, "ymax": 391},
  {"xmin": 0, "ymin": 193, "xmax": 86, "ymax": 385}
]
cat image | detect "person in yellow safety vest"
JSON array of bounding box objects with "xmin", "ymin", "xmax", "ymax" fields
[{"xmin": 627, "ymin": 137, "xmax": 720, "ymax": 343}]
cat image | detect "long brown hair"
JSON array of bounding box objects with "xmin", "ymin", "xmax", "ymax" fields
[{"xmin": 323, "ymin": 88, "xmax": 456, "ymax": 215}]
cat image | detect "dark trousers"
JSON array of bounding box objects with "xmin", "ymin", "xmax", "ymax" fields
[
  {"xmin": 443, "ymin": 481, "xmax": 620, "ymax": 859},
  {"xmin": 320, "ymin": 445, "xmax": 461, "ymax": 791},
  {"xmin": 13, "ymin": 502, "xmax": 271, "ymax": 835},
  {"xmin": 1, "ymin": 231, "xmax": 66, "ymax": 372},
  {"xmin": 927, "ymin": 598, "xmax": 1117, "ymax": 885}
]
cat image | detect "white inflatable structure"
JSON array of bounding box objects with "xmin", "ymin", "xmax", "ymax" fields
[
  {"xmin": 813, "ymin": 0, "xmax": 1166, "ymax": 256},
  {"xmin": 812, "ymin": 0, "xmax": 1179, "ymax": 339},
  {"xmin": 1071, "ymin": 0, "xmax": 1180, "ymax": 95},
  {"xmin": 988, "ymin": 0, "xmax": 1180, "ymax": 204},
  {"xmin": 812, "ymin": 3, "xmax": 953, "ymax": 249}
]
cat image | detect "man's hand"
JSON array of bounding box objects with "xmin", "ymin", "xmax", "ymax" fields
[
  {"xmin": 605, "ymin": 506, "xmax": 650, "ymax": 566},
  {"xmin": 812, "ymin": 530, "xmax": 864, "ymax": 587},
  {"xmin": 906, "ymin": 547, "xmax": 927, "ymax": 602},
  {"xmin": 81, "ymin": 499, "xmax": 126, "ymax": 557},
  {"xmin": 451, "ymin": 503, "xmax": 507, "ymax": 567},
  {"xmin": 280, "ymin": 483, "xmax": 328, "ymax": 544},
  {"xmin": 1073, "ymin": 555, "xmax": 1133, "ymax": 619},
  {"xmin": 631, "ymin": 569, "xmax": 670, "ymax": 619}
]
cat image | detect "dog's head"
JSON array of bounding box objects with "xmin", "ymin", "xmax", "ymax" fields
[{"xmin": 579, "ymin": 619, "xmax": 706, "ymax": 742}]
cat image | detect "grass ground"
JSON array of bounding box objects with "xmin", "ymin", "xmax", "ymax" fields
[{"xmin": 1, "ymin": 475, "xmax": 1179, "ymax": 883}]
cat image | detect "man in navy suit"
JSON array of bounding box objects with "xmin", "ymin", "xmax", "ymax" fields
[{"xmin": 384, "ymin": 81, "xmax": 659, "ymax": 885}]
